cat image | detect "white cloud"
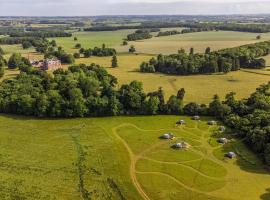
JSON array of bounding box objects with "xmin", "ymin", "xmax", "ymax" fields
[
  {"xmin": 0, "ymin": 0, "xmax": 269, "ymax": 16},
  {"xmin": 110, "ymin": 0, "xmax": 270, "ymax": 3}
]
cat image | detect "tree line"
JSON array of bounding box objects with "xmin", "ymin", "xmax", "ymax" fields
[
  {"xmin": 84, "ymin": 22, "xmax": 270, "ymax": 33},
  {"xmin": 140, "ymin": 40, "xmax": 269, "ymax": 75},
  {"xmin": 0, "ymin": 61, "xmax": 269, "ymax": 165},
  {"xmin": 78, "ymin": 44, "xmax": 116, "ymax": 57},
  {"xmin": 126, "ymin": 30, "xmax": 153, "ymax": 41},
  {"xmin": 9, "ymin": 31, "xmax": 72, "ymax": 38},
  {"xmin": 0, "ymin": 47, "xmax": 5, "ymax": 78},
  {"xmin": 156, "ymin": 28, "xmax": 213, "ymax": 37},
  {"xmin": 0, "ymin": 63, "xmax": 189, "ymax": 117},
  {"xmin": 208, "ymin": 82, "xmax": 270, "ymax": 165}
]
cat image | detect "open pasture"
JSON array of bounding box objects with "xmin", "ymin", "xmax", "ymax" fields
[
  {"xmin": 76, "ymin": 54, "xmax": 270, "ymax": 103},
  {"xmin": 0, "ymin": 115, "xmax": 269, "ymax": 200},
  {"xmin": 51, "ymin": 30, "xmax": 270, "ymax": 55},
  {"xmin": 120, "ymin": 31, "xmax": 270, "ymax": 55},
  {"xmin": 50, "ymin": 30, "xmax": 135, "ymax": 54}
]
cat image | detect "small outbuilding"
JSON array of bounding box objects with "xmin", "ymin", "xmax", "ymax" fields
[
  {"xmin": 161, "ymin": 133, "xmax": 174, "ymax": 139},
  {"xmin": 227, "ymin": 152, "xmax": 236, "ymax": 159},
  {"xmin": 218, "ymin": 138, "xmax": 228, "ymax": 144},
  {"xmin": 208, "ymin": 120, "xmax": 217, "ymax": 125},
  {"xmin": 192, "ymin": 116, "xmax": 200, "ymax": 120},
  {"xmin": 176, "ymin": 119, "xmax": 185, "ymax": 125},
  {"xmin": 219, "ymin": 126, "xmax": 226, "ymax": 132},
  {"xmin": 174, "ymin": 142, "xmax": 190, "ymax": 149}
]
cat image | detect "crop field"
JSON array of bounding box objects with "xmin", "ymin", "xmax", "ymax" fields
[
  {"xmin": 0, "ymin": 115, "xmax": 269, "ymax": 200},
  {"xmin": 75, "ymin": 54, "xmax": 270, "ymax": 103}
]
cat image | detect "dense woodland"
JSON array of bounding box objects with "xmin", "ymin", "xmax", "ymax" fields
[
  {"xmin": 0, "ymin": 64, "xmax": 184, "ymax": 117},
  {"xmin": 141, "ymin": 41, "xmax": 269, "ymax": 75},
  {"xmin": 208, "ymin": 83, "xmax": 270, "ymax": 165}
]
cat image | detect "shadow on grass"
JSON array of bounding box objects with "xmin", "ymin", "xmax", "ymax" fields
[
  {"xmin": 260, "ymin": 188, "xmax": 270, "ymax": 200},
  {"xmin": 214, "ymin": 139, "xmax": 270, "ymax": 175}
]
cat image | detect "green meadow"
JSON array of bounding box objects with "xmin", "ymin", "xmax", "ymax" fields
[
  {"xmin": 74, "ymin": 54, "xmax": 270, "ymax": 103},
  {"xmin": 1, "ymin": 30, "xmax": 270, "ymax": 103},
  {"xmin": 0, "ymin": 115, "xmax": 269, "ymax": 200},
  {"xmin": 50, "ymin": 30, "xmax": 270, "ymax": 55}
]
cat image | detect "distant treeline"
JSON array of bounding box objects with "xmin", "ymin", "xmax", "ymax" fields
[
  {"xmin": 0, "ymin": 37, "xmax": 41, "ymax": 45},
  {"xmin": 9, "ymin": 31, "xmax": 72, "ymax": 38},
  {"xmin": 140, "ymin": 41, "xmax": 270, "ymax": 75},
  {"xmin": 157, "ymin": 28, "xmax": 212, "ymax": 37},
  {"xmin": 127, "ymin": 29, "xmax": 153, "ymax": 41},
  {"xmin": 184, "ymin": 22, "xmax": 270, "ymax": 33},
  {"xmin": 85, "ymin": 22, "xmax": 270, "ymax": 33}
]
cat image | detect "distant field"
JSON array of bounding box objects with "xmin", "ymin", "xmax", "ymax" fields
[
  {"xmin": 0, "ymin": 115, "xmax": 269, "ymax": 200},
  {"xmin": 1, "ymin": 30, "xmax": 270, "ymax": 103},
  {"xmin": 75, "ymin": 54, "xmax": 270, "ymax": 103},
  {"xmin": 51, "ymin": 30, "xmax": 270, "ymax": 55},
  {"xmin": 50, "ymin": 30, "xmax": 135, "ymax": 54},
  {"xmin": 117, "ymin": 31, "xmax": 270, "ymax": 54},
  {"xmin": 1, "ymin": 45, "xmax": 36, "ymax": 58}
]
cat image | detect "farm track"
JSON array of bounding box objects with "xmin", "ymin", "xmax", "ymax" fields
[
  {"xmin": 112, "ymin": 124, "xmax": 151, "ymax": 200},
  {"xmin": 112, "ymin": 122, "xmax": 228, "ymax": 200}
]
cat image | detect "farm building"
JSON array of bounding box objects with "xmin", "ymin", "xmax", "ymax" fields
[
  {"xmin": 208, "ymin": 120, "xmax": 217, "ymax": 125},
  {"xmin": 192, "ymin": 116, "xmax": 200, "ymax": 120},
  {"xmin": 227, "ymin": 152, "xmax": 236, "ymax": 159},
  {"xmin": 161, "ymin": 133, "xmax": 174, "ymax": 139},
  {"xmin": 176, "ymin": 119, "xmax": 185, "ymax": 125},
  {"xmin": 219, "ymin": 126, "xmax": 226, "ymax": 132},
  {"xmin": 218, "ymin": 138, "xmax": 228, "ymax": 144},
  {"xmin": 30, "ymin": 58, "xmax": 62, "ymax": 71}
]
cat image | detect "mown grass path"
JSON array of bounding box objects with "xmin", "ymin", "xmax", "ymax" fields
[{"xmin": 112, "ymin": 122, "xmax": 229, "ymax": 200}]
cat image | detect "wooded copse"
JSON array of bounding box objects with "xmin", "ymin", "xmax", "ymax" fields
[
  {"xmin": 78, "ymin": 45, "xmax": 116, "ymax": 57},
  {"xmin": 126, "ymin": 29, "xmax": 153, "ymax": 41},
  {"xmin": 140, "ymin": 40, "xmax": 269, "ymax": 75}
]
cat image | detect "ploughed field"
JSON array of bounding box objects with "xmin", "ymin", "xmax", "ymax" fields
[{"xmin": 0, "ymin": 115, "xmax": 269, "ymax": 200}]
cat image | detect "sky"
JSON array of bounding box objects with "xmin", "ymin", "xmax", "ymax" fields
[{"xmin": 0, "ymin": 0, "xmax": 270, "ymax": 16}]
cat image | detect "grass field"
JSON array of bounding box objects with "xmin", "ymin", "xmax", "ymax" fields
[
  {"xmin": 51, "ymin": 30, "xmax": 270, "ymax": 55},
  {"xmin": 50, "ymin": 30, "xmax": 135, "ymax": 54},
  {"xmin": 75, "ymin": 54, "xmax": 270, "ymax": 103},
  {"xmin": 118, "ymin": 31, "xmax": 270, "ymax": 55},
  {"xmin": 0, "ymin": 115, "xmax": 269, "ymax": 200},
  {"xmin": 1, "ymin": 30, "xmax": 270, "ymax": 103}
]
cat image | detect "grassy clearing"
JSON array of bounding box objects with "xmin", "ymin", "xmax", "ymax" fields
[
  {"xmin": 75, "ymin": 54, "xmax": 270, "ymax": 104},
  {"xmin": 0, "ymin": 115, "xmax": 269, "ymax": 200}
]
